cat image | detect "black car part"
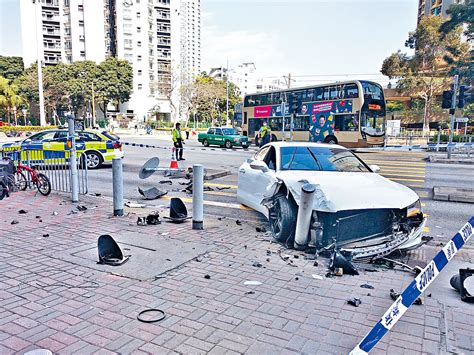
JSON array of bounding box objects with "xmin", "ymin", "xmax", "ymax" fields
[
  {"xmin": 450, "ymin": 269, "xmax": 474, "ymax": 303},
  {"xmin": 329, "ymin": 250, "xmax": 359, "ymax": 275},
  {"xmin": 97, "ymin": 234, "xmax": 130, "ymax": 266}
]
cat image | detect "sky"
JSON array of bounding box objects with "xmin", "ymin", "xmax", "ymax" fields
[{"xmin": 0, "ymin": 0, "xmax": 418, "ymax": 86}]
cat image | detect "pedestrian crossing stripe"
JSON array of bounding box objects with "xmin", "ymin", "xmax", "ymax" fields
[
  {"xmin": 364, "ymin": 159, "xmax": 426, "ymax": 167},
  {"xmin": 205, "ymin": 182, "xmax": 238, "ymax": 189}
]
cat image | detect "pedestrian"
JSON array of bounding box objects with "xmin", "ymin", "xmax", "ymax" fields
[
  {"xmin": 259, "ymin": 121, "xmax": 271, "ymax": 147},
  {"xmin": 134, "ymin": 124, "xmax": 138, "ymax": 133},
  {"xmin": 172, "ymin": 122, "xmax": 185, "ymax": 161},
  {"xmin": 185, "ymin": 128, "xmax": 190, "ymax": 140}
]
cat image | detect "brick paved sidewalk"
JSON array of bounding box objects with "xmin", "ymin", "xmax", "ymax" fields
[{"xmin": 0, "ymin": 191, "xmax": 473, "ymax": 354}]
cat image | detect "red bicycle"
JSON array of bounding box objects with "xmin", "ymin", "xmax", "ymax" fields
[{"xmin": 2, "ymin": 157, "xmax": 51, "ymax": 196}]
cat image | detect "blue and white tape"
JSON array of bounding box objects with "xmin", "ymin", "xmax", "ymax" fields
[
  {"xmin": 350, "ymin": 216, "xmax": 474, "ymax": 355},
  {"xmin": 121, "ymin": 142, "xmax": 171, "ymax": 150}
]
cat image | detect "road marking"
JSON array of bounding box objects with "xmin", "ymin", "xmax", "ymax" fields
[
  {"xmin": 418, "ymin": 192, "xmax": 429, "ymax": 198},
  {"xmin": 381, "ymin": 173, "xmax": 426, "ymax": 179},
  {"xmin": 387, "ymin": 177, "xmax": 425, "ymax": 183},
  {"xmin": 364, "ymin": 159, "xmax": 426, "ymax": 167},
  {"xmin": 204, "ymin": 190, "xmax": 235, "ymax": 197},
  {"xmin": 205, "ymin": 182, "xmax": 238, "ymax": 189},
  {"xmin": 378, "ymin": 167, "xmax": 426, "ymax": 172},
  {"xmin": 421, "ymin": 203, "xmax": 426, "ymax": 207}
]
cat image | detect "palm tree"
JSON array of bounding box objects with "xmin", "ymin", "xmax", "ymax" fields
[{"xmin": 0, "ymin": 76, "xmax": 24, "ymax": 125}]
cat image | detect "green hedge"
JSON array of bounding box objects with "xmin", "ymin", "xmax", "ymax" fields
[
  {"xmin": 0, "ymin": 125, "xmax": 58, "ymax": 133},
  {"xmin": 431, "ymin": 134, "xmax": 473, "ymax": 143}
]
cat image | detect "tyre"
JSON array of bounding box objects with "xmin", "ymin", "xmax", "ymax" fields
[
  {"xmin": 271, "ymin": 134, "xmax": 277, "ymax": 142},
  {"xmin": 15, "ymin": 171, "xmax": 28, "ymax": 191},
  {"xmin": 224, "ymin": 140, "xmax": 232, "ymax": 149},
  {"xmin": 85, "ymin": 151, "xmax": 103, "ymax": 169},
  {"xmin": 324, "ymin": 136, "xmax": 338, "ymax": 144},
  {"xmin": 203, "ymin": 139, "xmax": 209, "ymax": 147},
  {"xmin": 0, "ymin": 181, "xmax": 8, "ymax": 200},
  {"xmin": 269, "ymin": 195, "xmax": 297, "ymax": 246},
  {"xmin": 36, "ymin": 173, "xmax": 51, "ymax": 196},
  {"xmin": 254, "ymin": 136, "xmax": 259, "ymax": 146}
]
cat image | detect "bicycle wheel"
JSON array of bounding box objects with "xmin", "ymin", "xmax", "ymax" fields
[
  {"xmin": 36, "ymin": 173, "xmax": 51, "ymax": 196},
  {"xmin": 15, "ymin": 171, "xmax": 28, "ymax": 191},
  {"xmin": 0, "ymin": 180, "xmax": 8, "ymax": 200}
]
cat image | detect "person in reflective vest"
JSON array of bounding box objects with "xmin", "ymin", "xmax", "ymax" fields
[
  {"xmin": 259, "ymin": 122, "xmax": 271, "ymax": 147},
  {"xmin": 172, "ymin": 123, "xmax": 185, "ymax": 160}
]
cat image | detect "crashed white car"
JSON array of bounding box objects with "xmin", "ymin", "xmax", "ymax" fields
[{"xmin": 237, "ymin": 142, "xmax": 427, "ymax": 260}]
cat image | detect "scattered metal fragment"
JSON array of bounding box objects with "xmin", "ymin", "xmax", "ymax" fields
[
  {"xmin": 18, "ymin": 209, "xmax": 28, "ymax": 214},
  {"xmin": 347, "ymin": 298, "xmax": 362, "ymax": 307},
  {"xmin": 380, "ymin": 257, "xmax": 423, "ymax": 275},
  {"xmin": 252, "ymin": 261, "xmax": 262, "ymax": 268},
  {"xmin": 312, "ymin": 274, "xmax": 323, "ymax": 280},
  {"xmin": 97, "ymin": 235, "xmax": 130, "ymax": 266},
  {"xmin": 236, "ymin": 220, "xmax": 242, "ymax": 226},
  {"xmin": 204, "ymin": 274, "xmax": 211, "ymax": 279},
  {"xmin": 137, "ymin": 309, "xmax": 166, "ymax": 323},
  {"xmin": 11, "ymin": 220, "xmax": 19, "ymax": 225},
  {"xmin": 245, "ymin": 291, "xmax": 255, "ymax": 295},
  {"xmin": 313, "ymin": 261, "xmax": 319, "ymax": 267},
  {"xmin": 138, "ymin": 187, "xmax": 168, "ymax": 200},
  {"xmin": 42, "ymin": 234, "xmax": 49, "ymax": 238},
  {"xmin": 76, "ymin": 205, "xmax": 87, "ymax": 212},
  {"xmin": 146, "ymin": 213, "xmax": 161, "ymax": 225},
  {"xmin": 95, "ymin": 193, "xmax": 102, "ymax": 197},
  {"xmin": 36, "ymin": 216, "xmax": 41, "ymax": 219},
  {"xmin": 159, "ymin": 180, "xmax": 173, "ymax": 185},
  {"xmin": 126, "ymin": 202, "xmax": 147, "ymax": 208},
  {"xmin": 256, "ymin": 226, "xmax": 267, "ymax": 233},
  {"xmin": 244, "ymin": 280, "xmax": 262, "ymax": 286},
  {"xmin": 360, "ymin": 284, "xmax": 375, "ymax": 289},
  {"xmin": 329, "ymin": 251, "xmax": 359, "ymax": 276},
  {"xmin": 137, "ymin": 217, "xmax": 147, "ymax": 226}
]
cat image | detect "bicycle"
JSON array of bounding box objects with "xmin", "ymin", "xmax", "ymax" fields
[{"xmin": 2, "ymin": 157, "xmax": 51, "ymax": 196}]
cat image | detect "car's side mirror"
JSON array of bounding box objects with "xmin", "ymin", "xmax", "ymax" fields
[
  {"xmin": 250, "ymin": 161, "xmax": 269, "ymax": 173},
  {"xmin": 370, "ymin": 164, "xmax": 381, "ymax": 173}
]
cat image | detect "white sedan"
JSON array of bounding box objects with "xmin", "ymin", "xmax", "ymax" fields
[{"xmin": 237, "ymin": 142, "xmax": 427, "ymax": 260}]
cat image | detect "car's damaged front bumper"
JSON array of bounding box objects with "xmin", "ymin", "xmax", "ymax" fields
[{"xmin": 340, "ymin": 216, "xmax": 427, "ymax": 260}]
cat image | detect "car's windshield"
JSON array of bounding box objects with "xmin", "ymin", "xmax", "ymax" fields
[
  {"xmin": 222, "ymin": 128, "xmax": 237, "ymax": 135},
  {"xmin": 101, "ymin": 131, "xmax": 120, "ymax": 141},
  {"xmin": 280, "ymin": 146, "xmax": 369, "ymax": 172}
]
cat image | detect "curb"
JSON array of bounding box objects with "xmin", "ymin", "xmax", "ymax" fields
[
  {"xmin": 427, "ymin": 156, "xmax": 474, "ymax": 165},
  {"xmin": 204, "ymin": 169, "xmax": 230, "ymax": 180},
  {"xmin": 433, "ymin": 186, "xmax": 474, "ymax": 204}
]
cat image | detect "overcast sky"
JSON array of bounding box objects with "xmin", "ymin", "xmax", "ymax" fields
[{"xmin": 1, "ymin": 0, "xmax": 417, "ymax": 86}]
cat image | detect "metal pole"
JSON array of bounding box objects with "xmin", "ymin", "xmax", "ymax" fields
[
  {"xmin": 226, "ymin": 61, "xmax": 229, "ymax": 126},
  {"xmin": 290, "ymin": 113, "xmax": 294, "ymax": 141},
  {"xmin": 448, "ymin": 75, "xmax": 459, "ymax": 159},
  {"xmin": 67, "ymin": 115, "xmax": 79, "ymax": 202},
  {"xmin": 436, "ymin": 130, "xmax": 441, "ymax": 152},
  {"xmin": 112, "ymin": 157, "xmax": 124, "ymax": 216},
  {"xmin": 34, "ymin": 0, "xmax": 46, "ymax": 127},
  {"xmin": 294, "ymin": 183, "xmax": 316, "ymax": 250},
  {"xmin": 192, "ymin": 164, "xmax": 204, "ymax": 230}
]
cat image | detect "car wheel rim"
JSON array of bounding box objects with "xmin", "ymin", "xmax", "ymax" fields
[
  {"xmin": 87, "ymin": 154, "xmax": 100, "ymax": 168},
  {"xmin": 270, "ymin": 202, "xmax": 282, "ymax": 236}
]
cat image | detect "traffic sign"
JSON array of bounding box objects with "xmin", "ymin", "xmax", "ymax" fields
[{"xmin": 455, "ymin": 117, "xmax": 468, "ymax": 123}]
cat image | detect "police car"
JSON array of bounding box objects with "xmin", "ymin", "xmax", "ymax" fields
[{"xmin": 0, "ymin": 129, "xmax": 123, "ymax": 169}]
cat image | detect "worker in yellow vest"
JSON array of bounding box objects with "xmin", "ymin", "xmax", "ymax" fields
[
  {"xmin": 172, "ymin": 122, "xmax": 185, "ymax": 160},
  {"xmin": 259, "ymin": 121, "xmax": 271, "ymax": 147}
]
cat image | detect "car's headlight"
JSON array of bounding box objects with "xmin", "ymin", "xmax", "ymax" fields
[{"xmin": 407, "ymin": 199, "xmax": 422, "ymax": 217}]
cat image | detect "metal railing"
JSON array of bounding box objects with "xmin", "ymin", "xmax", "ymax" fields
[{"xmin": 0, "ymin": 149, "xmax": 88, "ymax": 195}]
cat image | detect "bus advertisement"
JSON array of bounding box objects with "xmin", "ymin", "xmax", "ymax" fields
[{"xmin": 241, "ymin": 80, "xmax": 386, "ymax": 147}]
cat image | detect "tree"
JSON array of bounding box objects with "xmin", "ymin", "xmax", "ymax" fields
[
  {"xmin": 0, "ymin": 76, "xmax": 25, "ymax": 124},
  {"xmin": 381, "ymin": 16, "xmax": 469, "ymax": 132},
  {"xmin": 95, "ymin": 57, "xmax": 133, "ymax": 118},
  {"xmin": 151, "ymin": 64, "xmax": 180, "ymax": 122},
  {"xmin": 0, "ymin": 56, "xmax": 24, "ymax": 81}
]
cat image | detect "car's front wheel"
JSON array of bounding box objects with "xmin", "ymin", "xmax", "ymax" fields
[
  {"xmin": 224, "ymin": 140, "xmax": 232, "ymax": 149},
  {"xmin": 269, "ymin": 195, "xmax": 297, "ymax": 246},
  {"xmin": 85, "ymin": 151, "xmax": 103, "ymax": 169}
]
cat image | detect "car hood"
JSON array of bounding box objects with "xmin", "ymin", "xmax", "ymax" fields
[{"xmin": 275, "ymin": 170, "xmax": 419, "ymax": 213}]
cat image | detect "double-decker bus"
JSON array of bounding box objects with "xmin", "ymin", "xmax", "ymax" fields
[{"xmin": 241, "ymin": 80, "xmax": 386, "ymax": 147}]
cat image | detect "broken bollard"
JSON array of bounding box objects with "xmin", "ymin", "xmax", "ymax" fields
[
  {"xmin": 294, "ymin": 183, "xmax": 316, "ymax": 250},
  {"xmin": 192, "ymin": 164, "xmax": 204, "ymax": 230},
  {"xmin": 112, "ymin": 157, "xmax": 124, "ymax": 216}
]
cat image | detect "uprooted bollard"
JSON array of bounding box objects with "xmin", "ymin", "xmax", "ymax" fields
[
  {"xmin": 294, "ymin": 183, "xmax": 316, "ymax": 250},
  {"xmin": 112, "ymin": 157, "xmax": 124, "ymax": 216},
  {"xmin": 192, "ymin": 164, "xmax": 204, "ymax": 230}
]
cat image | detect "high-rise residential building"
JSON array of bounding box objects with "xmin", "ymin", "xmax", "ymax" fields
[
  {"xmin": 210, "ymin": 62, "xmax": 286, "ymax": 97},
  {"xmin": 20, "ymin": 0, "xmax": 107, "ymax": 67},
  {"xmin": 417, "ymin": 0, "xmax": 463, "ymax": 22},
  {"xmin": 19, "ymin": 0, "xmax": 201, "ymax": 122}
]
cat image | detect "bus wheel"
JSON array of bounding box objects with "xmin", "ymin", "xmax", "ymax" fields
[
  {"xmin": 271, "ymin": 134, "xmax": 277, "ymax": 142},
  {"xmin": 324, "ymin": 136, "xmax": 338, "ymax": 144}
]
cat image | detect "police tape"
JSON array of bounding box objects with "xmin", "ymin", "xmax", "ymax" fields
[
  {"xmin": 121, "ymin": 142, "xmax": 172, "ymax": 150},
  {"xmin": 350, "ymin": 216, "xmax": 474, "ymax": 355}
]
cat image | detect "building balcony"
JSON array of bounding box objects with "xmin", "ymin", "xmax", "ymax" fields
[{"xmin": 43, "ymin": 30, "xmax": 61, "ymax": 36}]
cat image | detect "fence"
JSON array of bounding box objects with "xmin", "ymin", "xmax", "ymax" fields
[{"xmin": 0, "ymin": 148, "xmax": 88, "ymax": 195}]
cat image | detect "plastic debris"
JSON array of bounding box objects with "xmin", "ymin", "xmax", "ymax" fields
[
  {"xmin": 450, "ymin": 269, "xmax": 474, "ymax": 303},
  {"xmin": 164, "ymin": 198, "xmax": 190, "ymax": 223},
  {"xmin": 256, "ymin": 226, "xmax": 267, "ymax": 233},
  {"xmin": 329, "ymin": 251, "xmax": 359, "ymax": 276},
  {"xmin": 312, "ymin": 274, "xmax": 323, "ymax": 280},
  {"xmin": 360, "ymin": 283, "xmax": 375, "ymax": 289},
  {"xmin": 244, "ymin": 280, "xmax": 262, "ymax": 286},
  {"xmin": 76, "ymin": 205, "xmax": 87, "ymax": 211},
  {"xmin": 204, "ymin": 274, "xmax": 211, "ymax": 279},
  {"xmin": 97, "ymin": 235, "xmax": 130, "ymax": 266},
  {"xmin": 11, "ymin": 220, "xmax": 19, "ymax": 225},
  {"xmin": 236, "ymin": 220, "xmax": 242, "ymax": 226},
  {"xmin": 126, "ymin": 202, "xmax": 147, "ymax": 208},
  {"xmin": 18, "ymin": 209, "xmax": 28, "ymax": 214},
  {"xmin": 252, "ymin": 261, "xmax": 263, "ymax": 268},
  {"xmin": 52, "ymin": 211, "xmax": 58, "ymax": 216}
]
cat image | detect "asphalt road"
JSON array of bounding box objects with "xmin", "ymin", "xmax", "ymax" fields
[{"xmin": 85, "ymin": 136, "xmax": 474, "ymax": 234}]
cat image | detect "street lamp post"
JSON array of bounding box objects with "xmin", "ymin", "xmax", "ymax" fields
[{"xmin": 33, "ymin": 0, "xmax": 46, "ymax": 127}]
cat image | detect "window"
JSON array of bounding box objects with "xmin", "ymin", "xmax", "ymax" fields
[
  {"xmin": 78, "ymin": 4, "xmax": 83, "ymax": 10},
  {"xmin": 344, "ymin": 84, "xmax": 359, "ymax": 98},
  {"xmin": 137, "ymin": 41, "xmax": 142, "ymax": 47},
  {"xmin": 292, "ymin": 116, "xmax": 310, "ymax": 131},
  {"xmin": 78, "ymin": 20, "xmax": 84, "ymax": 26},
  {"xmin": 280, "ymin": 146, "xmax": 369, "ymax": 172},
  {"xmin": 136, "ymin": 12, "xmax": 141, "ymax": 18},
  {"xmin": 215, "ymin": 128, "xmax": 223, "ymax": 135},
  {"xmin": 207, "ymin": 128, "xmax": 215, "ymax": 135},
  {"xmin": 124, "ymin": 39, "xmax": 132, "ymax": 48},
  {"xmin": 254, "ymin": 146, "xmax": 270, "ymax": 161},
  {"xmin": 361, "ymin": 81, "xmax": 383, "ymax": 100},
  {"xmin": 78, "ymin": 132, "xmax": 101, "ymax": 142},
  {"xmin": 137, "ymin": 27, "xmax": 141, "ymax": 33},
  {"xmin": 335, "ymin": 114, "xmax": 358, "ymax": 132},
  {"xmin": 263, "ymin": 146, "xmax": 277, "ymax": 170},
  {"xmin": 30, "ymin": 131, "xmax": 57, "ymax": 141},
  {"xmin": 138, "ymin": 84, "xmax": 143, "ymax": 90},
  {"xmin": 137, "ymin": 55, "xmax": 142, "ymax": 61},
  {"xmin": 138, "ymin": 70, "xmax": 142, "ymax": 75}
]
